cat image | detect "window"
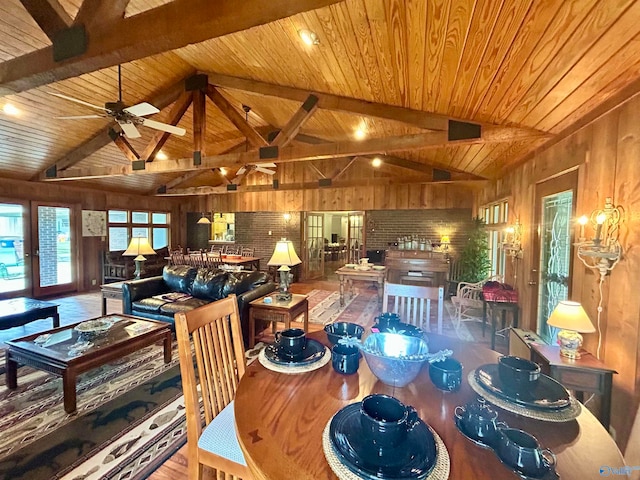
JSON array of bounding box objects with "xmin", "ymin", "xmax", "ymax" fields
[
  {"xmin": 107, "ymin": 210, "xmax": 170, "ymax": 251},
  {"xmin": 479, "ymin": 199, "xmax": 509, "ymax": 278},
  {"xmin": 212, "ymin": 213, "xmax": 235, "ymax": 242}
]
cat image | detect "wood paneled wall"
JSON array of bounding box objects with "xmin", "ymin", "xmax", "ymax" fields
[
  {"xmin": 0, "ymin": 177, "xmax": 197, "ymax": 292},
  {"xmin": 477, "ymin": 96, "xmax": 640, "ymax": 450},
  {"xmin": 203, "ymin": 183, "xmax": 474, "ymax": 212}
]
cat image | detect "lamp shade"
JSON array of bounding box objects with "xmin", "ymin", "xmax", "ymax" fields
[
  {"xmin": 268, "ymin": 238, "xmax": 301, "ymax": 266},
  {"xmin": 123, "ymin": 237, "xmax": 157, "ymax": 261},
  {"xmin": 547, "ymin": 301, "xmax": 595, "ymax": 333},
  {"xmin": 197, "ymin": 213, "xmax": 211, "ymax": 224},
  {"xmin": 440, "ymin": 235, "xmax": 450, "ymax": 244}
]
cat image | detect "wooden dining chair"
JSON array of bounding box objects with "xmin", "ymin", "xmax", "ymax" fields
[
  {"xmin": 241, "ymin": 247, "xmax": 255, "ymax": 257},
  {"xmin": 382, "ymin": 282, "xmax": 444, "ymax": 334},
  {"xmin": 174, "ymin": 295, "xmax": 253, "ymax": 480}
]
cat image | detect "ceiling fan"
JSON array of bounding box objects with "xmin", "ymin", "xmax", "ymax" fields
[
  {"xmin": 237, "ymin": 162, "xmax": 277, "ymax": 175},
  {"xmin": 50, "ymin": 66, "xmax": 186, "ymax": 139}
]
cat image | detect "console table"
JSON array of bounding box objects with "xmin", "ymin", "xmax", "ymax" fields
[
  {"xmin": 0, "ymin": 297, "xmax": 59, "ymax": 330},
  {"xmin": 530, "ymin": 343, "xmax": 617, "ymax": 430}
]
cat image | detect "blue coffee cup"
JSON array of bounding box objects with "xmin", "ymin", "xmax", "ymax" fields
[{"xmin": 331, "ymin": 344, "xmax": 360, "ymax": 375}]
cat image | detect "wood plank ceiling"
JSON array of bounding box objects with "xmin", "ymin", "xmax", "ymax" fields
[{"xmin": 0, "ymin": 0, "xmax": 639, "ymax": 195}]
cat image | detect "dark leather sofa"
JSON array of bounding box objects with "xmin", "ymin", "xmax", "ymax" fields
[{"xmin": 122, "ymin": 265, "xmax": 276, "ymax": 344}]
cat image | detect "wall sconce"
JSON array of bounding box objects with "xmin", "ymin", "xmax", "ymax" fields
[
  {"xmin": 575, "ymin": 197, "xmax": 623, "ymax": 278},
  {"xmin": 502, "ymin": 218, "xmax": 523, "ymax": 259},
  {"xmin": 283, "ymin": 212, "xmax": 292, "ymax": 224},
  {"xmin": 574, "ymin": 197, "xmax": 624, "ymax": 359}
]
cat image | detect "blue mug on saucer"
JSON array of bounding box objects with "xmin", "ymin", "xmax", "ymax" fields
[
  {"xmin": 274, "ymin": 328, "xmax": 306, "ymax": 358},
  {"xmin": 331, "ymin": 344, "xmax": 360, "ymax": 375}
]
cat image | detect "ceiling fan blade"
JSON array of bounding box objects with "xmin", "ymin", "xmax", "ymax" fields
[
  {"xmin": 256, "ymin": 162, "xmax": 276, "ymax": 168},
  {"xmin": 255, "ymin": 167, "xmax": 276, "ymax": 175},
  {"xmin": 124, "ymin": 102, "xmax": 160, "ymax": 117},
  {"xmin": 49, "ymin": 92, "xmax": 108, "ymax": 112},
  {"xmin": 118, "ymin": 121, "xmax": 141, "ymax": 138},
  {"xmin": 237, "ymin": 166, "xmax": 247, "ymax": 175},
  {"xmin": 141, "ymin": 118, "xmax": 186, "ymax": 136},
  {"xmin": 55, "ymin": 115, "xmax": 106, "ymax": 120}
]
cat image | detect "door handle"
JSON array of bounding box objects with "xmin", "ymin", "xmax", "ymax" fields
[{"xmin": 529, "ymin": 269, "xmax": 537, "ymax": 285}]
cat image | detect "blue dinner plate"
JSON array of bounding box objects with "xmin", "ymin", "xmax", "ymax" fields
[
  {"xmin": 329, "ymin": 403, "xmax": 437, "ymax": 479},
  {"xmin": 475, "ymin": 364, "xmax": 570, "ymax": 410},
  {"xmin": 264, "ymin": 338, "xmax": 326, "ymax": 366}
]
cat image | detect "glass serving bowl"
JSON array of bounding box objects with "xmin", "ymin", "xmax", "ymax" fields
[{"xmin": 361, "ymin": 333, "xmax": 430, "ymax": 388}]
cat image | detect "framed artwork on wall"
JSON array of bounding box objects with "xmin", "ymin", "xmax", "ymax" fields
[{"xmin": 82, "ymin": 210, "xmax": 107, "ymax": 237}]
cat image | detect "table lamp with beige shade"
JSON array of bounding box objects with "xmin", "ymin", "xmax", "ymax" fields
[
  {"xmin": 267, "ymin": 238, "xmax": 301, "ymax": 301},
  {"xmin": 123, "ymin": 237, "xmax": 157, "ymax": 280},
  {"xmin": 546, "ymin": 300, "xmax": 596, "ymax": 359}
]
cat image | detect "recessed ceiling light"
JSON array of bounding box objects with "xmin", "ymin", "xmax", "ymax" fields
[
  {"xmin": 354, "ymin": 128, "xmax": 367, "ymax": 140},
  {"xmin": 156, "ymin": 150, "xmax": 168, "ymax": 160},
  {"xmin": 220, "ymin": 167, "xmax": 227, "ymax": 176},
  {"xmin": 3, "ymin": 104, "xmax": 19, "ymax": 116},
  {"xmin": 371, "ymin": 157, "xmax": 382, "ymax": 167},
  {"xmin": 298, "ymin": 29, "xmax": 320, "ymax": 46}
]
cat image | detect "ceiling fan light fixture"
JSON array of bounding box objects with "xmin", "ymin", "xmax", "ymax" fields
[
  {"xmin": 220, "ymin": 167, "xmax": 227, "ymax": 176},
  {"xmin": 156, "ymin": 150, "xmax": 168, "ymax": 160},
  {"xmin": 371, "ymin": 157, "xmax": 382, "ymax": 167},
  {"xmin": 354, "ymin": 127, "xmax": 367, "ymax": 140},
  {"xmin": 298, "ymin": 29, "xmax": 320, "ymax": 46}
]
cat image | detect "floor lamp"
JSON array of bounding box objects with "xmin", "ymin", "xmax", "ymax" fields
[{"xmin": 123, "ymin": 237, "xmax": 157, "ymax": 280}]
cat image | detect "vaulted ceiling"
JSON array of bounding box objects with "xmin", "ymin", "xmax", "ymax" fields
[{"xmin": 1, "ymin": 0, "xmax": 639, "ymax": 196}]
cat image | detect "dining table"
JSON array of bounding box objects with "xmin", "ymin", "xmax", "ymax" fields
[{"xmin": 234, "ymin": 331, "xmax": 624, "ymax": 480}]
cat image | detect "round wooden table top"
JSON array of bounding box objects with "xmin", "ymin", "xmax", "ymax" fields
[{"xmin": 235, "ymin": 332, "xmax": 623, "ymax": 480}]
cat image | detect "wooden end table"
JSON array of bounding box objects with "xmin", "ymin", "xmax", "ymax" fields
[
  {"xmin": 248, "ymin": 294, "xmax": 309, "ymax": 348},
  {"xmin": 100, "ymin": 280, "xmax": 127, "ymax": 315},
  {"xmin": 530, "ymin": 343, "xmax": 617, "ymax": 430},
  {"xmin": 483, "ymin": 300, "xmax": 519, "ymax": 350},
  {"xmin": 335, "ymin": 266, "xmax": 385, "ymax": 310},
  {"xmin": 5, "ymin": 314, "xmax": 171, "ymax": 413}
]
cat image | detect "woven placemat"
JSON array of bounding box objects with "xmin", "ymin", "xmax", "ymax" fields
[
  {"xmin": 468, "ymin": 370, "xmax": 581, "ymax": 422},
  {"xmin": 322, "ymin": 418, "xmax": 450, "ymax": 480},
  {"xmin": 259, "ymin": 346, "xmax": 331, "ymax": 374}
]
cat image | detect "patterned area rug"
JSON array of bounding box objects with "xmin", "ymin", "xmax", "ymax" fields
[
  {"xmin": 306, "ymin": 289, "xmax": 474, "ymax": 342},
  {"xmin": 0, "ymin": 342, "xmax": 185, "ymax": 480}
]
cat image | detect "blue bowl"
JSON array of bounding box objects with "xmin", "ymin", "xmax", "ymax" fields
[{"xmin": 324, "ymin": 322, "xmax": 365, "ymax": 346}]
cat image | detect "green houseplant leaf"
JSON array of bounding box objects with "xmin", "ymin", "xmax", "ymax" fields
[{"xmin": 458, "ymin": 217, "xmax": 492, "ymax": 283}]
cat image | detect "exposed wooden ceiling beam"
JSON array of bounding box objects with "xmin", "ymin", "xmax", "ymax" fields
[
  {"xmin": 111, "ymin": 131, "xmax": 139, "ymax": 162},
  {"xmin": 142, "ymin": 91, "xmax": 192, "ymax": 162},
  {"xmin": 0, "ymin": 0, "xmax": 342, "ymax": 96},
  {"xmin": 206, "ymin": 72, "xmax": 549, "ymax": 138},
  {"xmin": 306, "ymin": 162, "xmax": 326, "ymax": 179},
  {"xmin": 206, "ymin": 85, "xmax": 268, "ymax": 147},
  {"xmin": 161, "ymin": 176, "xmax": 486, "ymax": 196},
  {"xmin": 47, "ymin": 127, "xmax": 548, "ymax": 181},
  {"xmin": 270, "ymin": 94, "xmax": 319, "ymax": 147},
  {"xmin": 33, "ymin": 77, "xmax": 188, "ymax": 179},
  {"xmin": 368, "ymin": 154, "xmax": 486, "ymax": 180},
  {"xmin": 193, "ymin": 88, "xmax": 206, "ymax": 159},
  {"xmin": 19, "ymin": 0, "xmax": 72, "ymax": 40},
  {"xmin": 332, "ymin": 157, "xmax": 357, "ymax": 181},
  {"xmin": 74, "ymin": 0, "xmax": 130, "ymax": 28}
]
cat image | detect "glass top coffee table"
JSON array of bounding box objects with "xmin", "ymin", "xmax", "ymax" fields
[{"xmin": 4, "ymin": 314, "xmax": 172, "ymax": 413}]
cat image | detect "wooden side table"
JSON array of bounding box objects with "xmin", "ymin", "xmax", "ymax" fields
[
  {"xmin": 483, "ymin": 300, "xmax": 519, "ymax": 350},
  {"xmin": 100, "ymin": 281, "xmax": 126, "ymax": 315},
  {"xmin": 248, "ymin": 294, "xmax": 309, "ymax": 348},
  {"xmin": 530, "ymin": 343, "xmax": 617, "ymax": 430}
]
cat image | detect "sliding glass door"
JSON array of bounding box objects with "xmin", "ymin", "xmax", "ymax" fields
[{"xmin": 0, "ymin": 201, "xmax": 29, "ymax": 297}]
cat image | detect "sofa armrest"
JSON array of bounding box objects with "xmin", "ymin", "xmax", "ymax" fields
[
  {"xmin": 236, "ymin": 281, "xmax": 277, "ymax": 345},
  {"xmin": 122, "ymin": 276, "xmax": 168, "ymax": 314}
]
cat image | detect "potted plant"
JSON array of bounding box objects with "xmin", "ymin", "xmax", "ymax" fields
[{"xmin": 458, "ymin": 217, "xmax": 492, "ymax": 283}]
